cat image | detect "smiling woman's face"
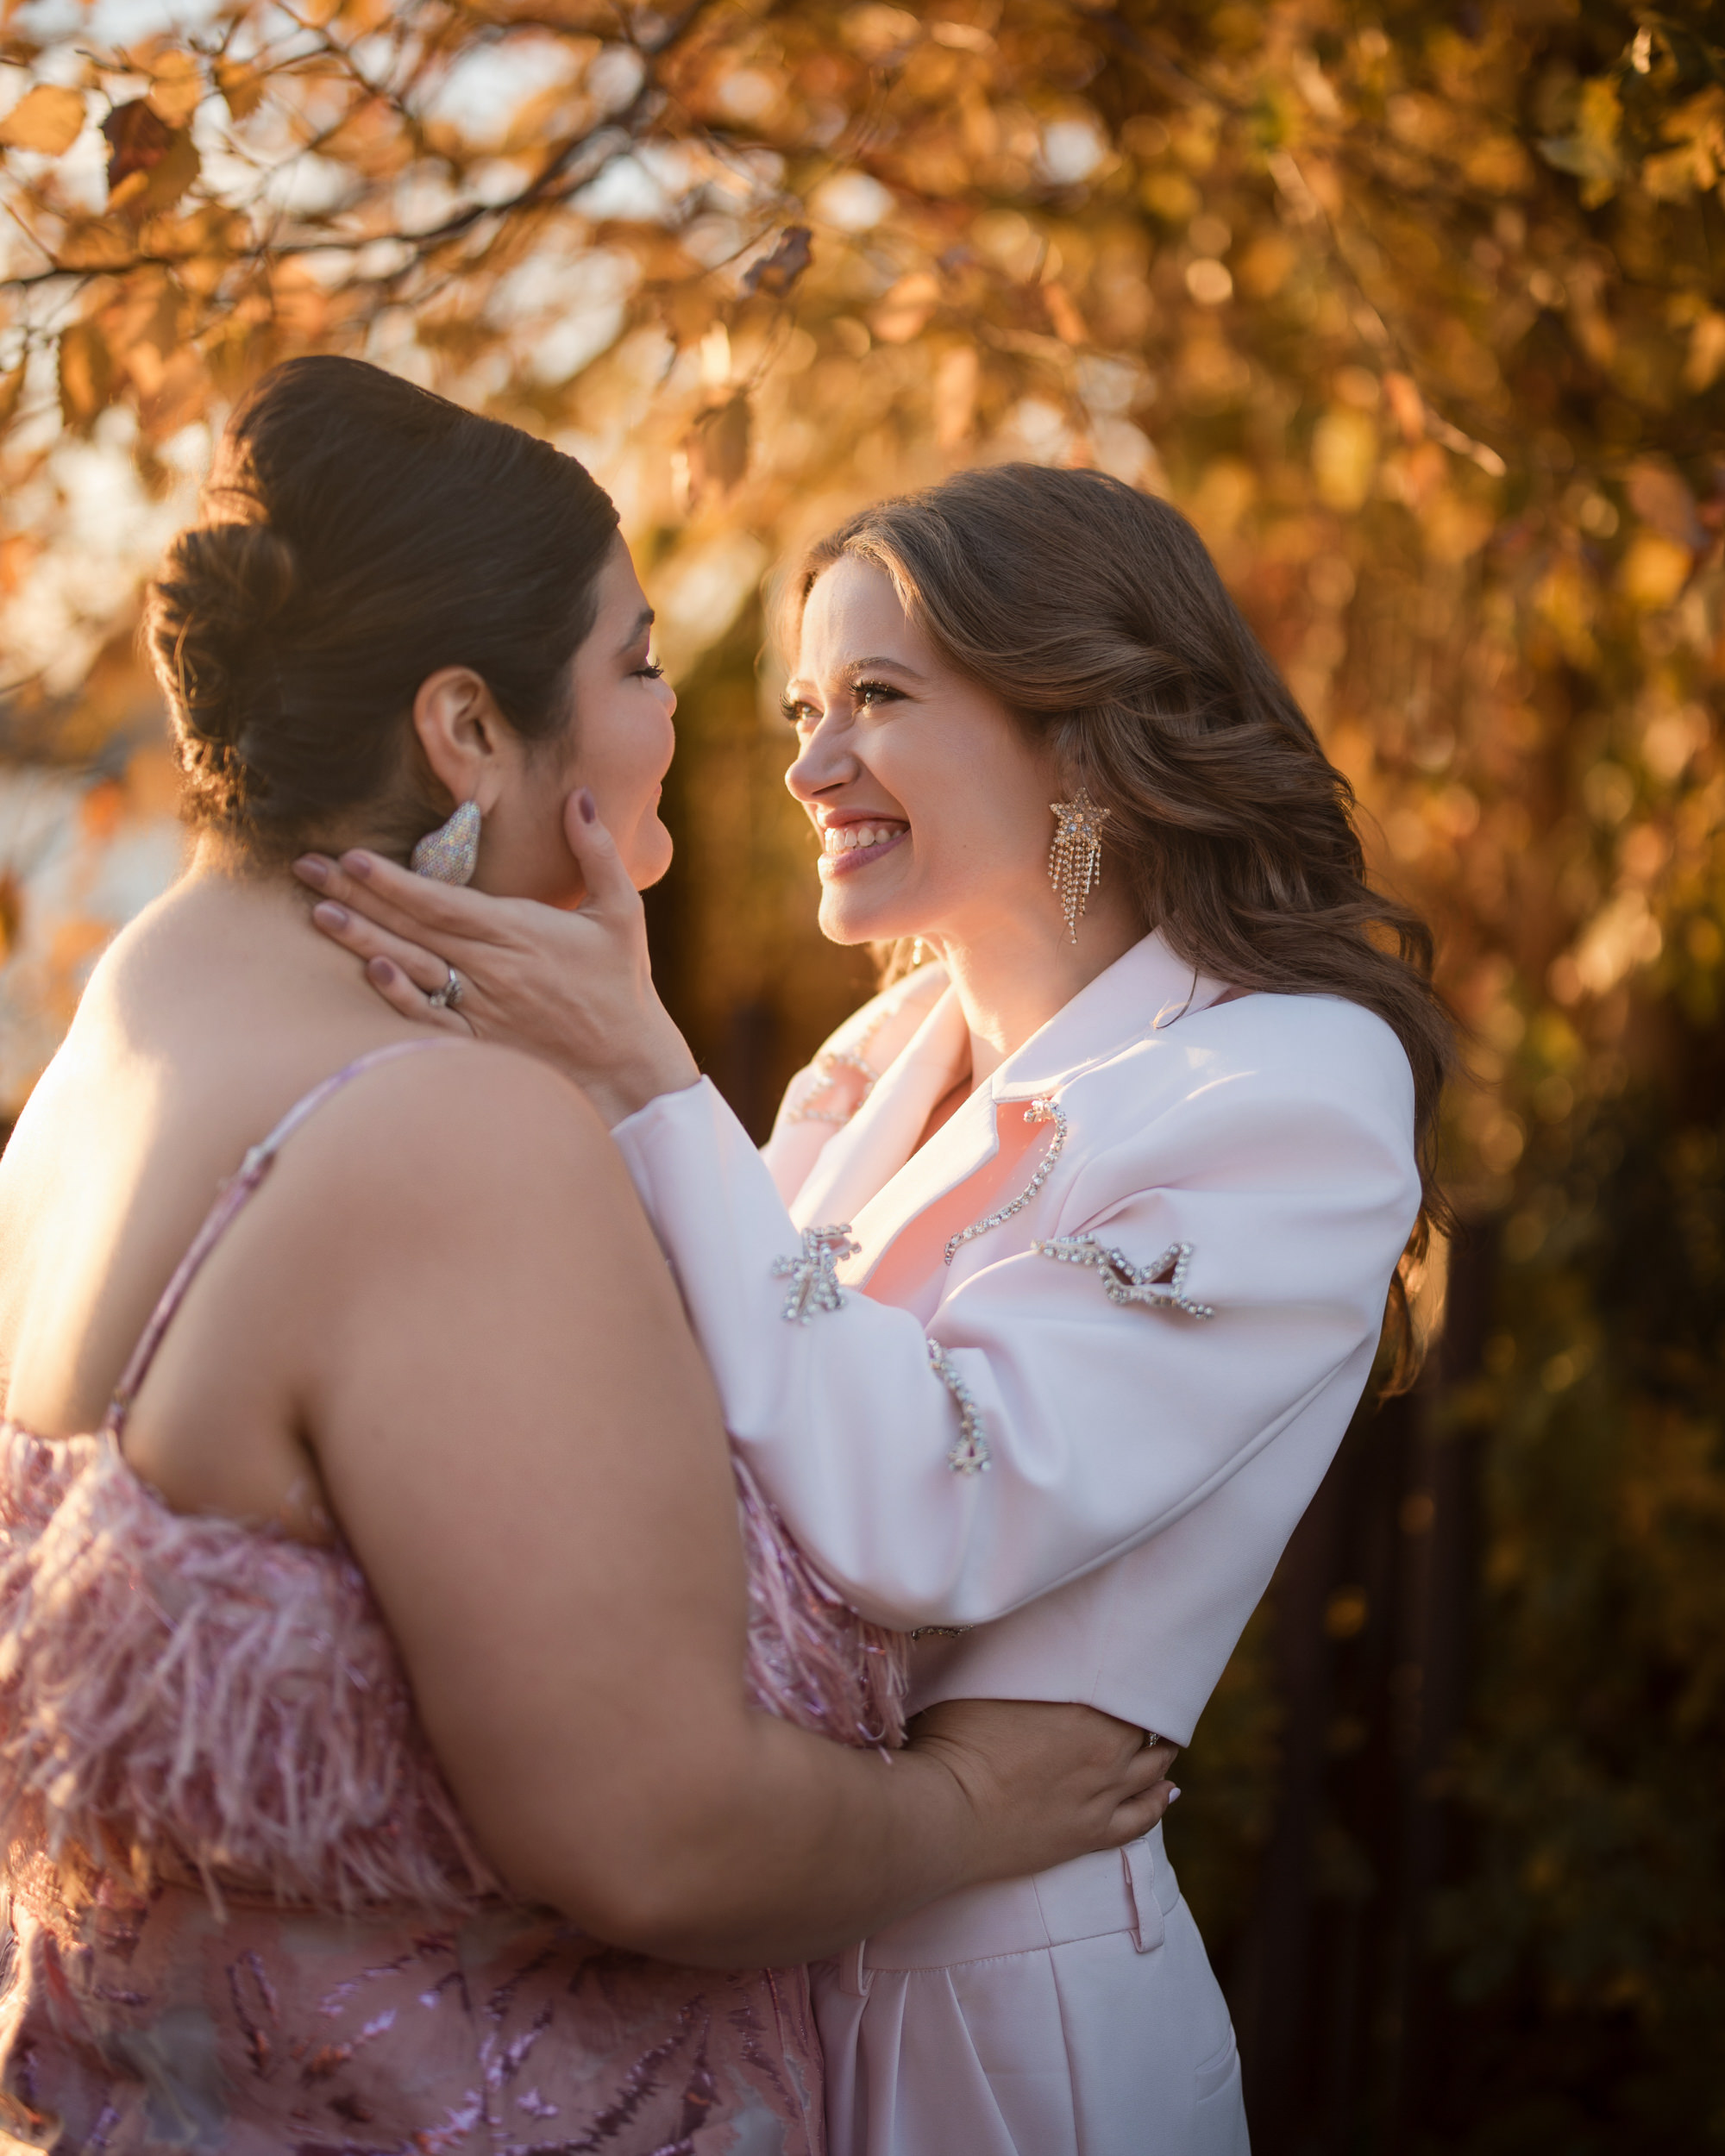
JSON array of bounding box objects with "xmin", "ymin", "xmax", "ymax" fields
[{"xmin": 783, "ymin": 555, "xmax": 1065, "ymax": 950}]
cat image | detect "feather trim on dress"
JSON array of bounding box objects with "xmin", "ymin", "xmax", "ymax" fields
[
  {"xmin": 0, "ymin": 1423, "xmax": 495, "ymax": 1915},
  {"xmin": 0, "ymin": 1423, "xmax": 906, "ymax": 1920},
  {"xmin": 737, "ymin": 1455, "xmax": 906, "ymax": 1753}
]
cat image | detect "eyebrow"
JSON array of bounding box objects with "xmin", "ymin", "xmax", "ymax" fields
[
  {"xmin": 845, "ymin": 655, "xmax": 925, "ymax": 678},
  {"xmin": 618, "ymin": 606, "xmax": 655, "ymax": 653},
  {"xmin": 785, "ymin": 655, "xmax": 927, "ymax": 694}
]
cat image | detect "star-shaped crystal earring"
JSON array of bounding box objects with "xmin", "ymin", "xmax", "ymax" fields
[{"xmin": 1048, "ymin": 788, "xmax": 1110, "ymax": 943}]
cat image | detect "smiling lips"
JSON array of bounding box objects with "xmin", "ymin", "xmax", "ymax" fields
[{"xmin": 818, "ymin": 819, "xmax": 909, "ymax": 877}]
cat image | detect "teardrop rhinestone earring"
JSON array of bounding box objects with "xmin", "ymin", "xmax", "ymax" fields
[
  {"xmin": 1048, "ymin": 788, "xmax": 1110, "ymax": 943},
  {"xmin": 411, "ymin": 799, "xmax": 482, "ymax": 885}
]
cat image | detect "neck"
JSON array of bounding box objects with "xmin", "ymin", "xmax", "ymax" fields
[
  {"xmin": 147, "ymin": 836, "xmax": 392, "ymax": 1024},
  {"xmin": 934, "ymin": 892, "xmax": 1144, "ymax": 1091}
]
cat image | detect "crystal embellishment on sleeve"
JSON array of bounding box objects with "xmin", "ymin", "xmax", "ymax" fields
[
  {"xmin": 928, "ymin": 1338, "xmax": 990, "ymax": 1475},
  {"xmin": 772, "ymin": 1224, "xmax": 862, "ymax": 1324},
  {"xmin": 1032, "ymin": 1235, "xmax": 1215, "ymax": 1319},
  {"xmin": 944, "ymin": 1096, "xmax": 1068, "ymax": 1265},
  {"xmin": 785, "ymin": 1002, "xmax": 890, "ymax": 1126}
]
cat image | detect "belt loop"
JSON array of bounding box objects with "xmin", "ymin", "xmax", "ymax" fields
[
  {"xmin": 1122, "ymin": 1838, "xmax": 1165, "ymax": 1956},
  {"xmin": 834, "ymin": 1940, "xmax": 874, "ymax": 1998}
]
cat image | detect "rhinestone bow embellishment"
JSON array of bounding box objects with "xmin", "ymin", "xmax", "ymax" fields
[
  {"xmin": 1032, "ymin": 1235, "xmax": 1216, "ymax": 1319},
  {"xmin": 773, "ymin": 1224, "xmax": 862, "ymax": 1324}
]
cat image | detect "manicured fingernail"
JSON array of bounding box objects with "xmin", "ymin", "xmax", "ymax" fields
[
  {"xmin": 341, "ymin": 850, "xmax": 374, "ymax": 881},
  {"xmin": 312, "ymin": 902, "xmax": 349, "ymax": 930},
  {"xmin": 577, "ymin": 787, "xmax": 597, "ymax": 824},
  {"xmin": 293, "ymin": 856, "xmax": 329, "ymax": 887},
  {"xmin": 367, "ymin": 956, "xmax": 397, "ymax": 986},
  {"xmin": 1166, "ymin": 1786, "xmax": 1182, "ymax": 1804}
]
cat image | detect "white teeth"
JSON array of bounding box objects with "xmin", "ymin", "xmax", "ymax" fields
[{"xmin": 823, "ymin": 822, "xmax": 901, "ymax": 856}]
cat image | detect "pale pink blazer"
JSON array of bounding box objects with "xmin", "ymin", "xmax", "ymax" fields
[{"xmin": 612, "ymin": 930, "xmax": 1421, "ymax": 1746}]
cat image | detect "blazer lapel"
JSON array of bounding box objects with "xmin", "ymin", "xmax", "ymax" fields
[
  {"xmin": 841, "ymin": 1078, "xmax": 1003, "ymax": 1284},
  {"xmin": 790, "ymin": 986, "xmax": 975, "ymax": 1232},
  {"xmin": 793, "ymin": 930, "xmax": 1234, "ymax": 1281}
]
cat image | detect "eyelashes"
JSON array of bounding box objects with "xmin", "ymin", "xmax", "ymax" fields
[
  {"xmin": 637, "ymin": 661, "xmax": 665, "ymax": 680},
  {"xmin": 781, "ymin": 680, "xmax": 905, "ymax": 727}
]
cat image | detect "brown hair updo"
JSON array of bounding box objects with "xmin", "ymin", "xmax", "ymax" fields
[
  {"xmin": 145, "ymin": 355, "xmax": 619, "ymax": 860},
  {"xmin": 787, "ymin": 464, "xmax": 1457, "ymax": 1388}
]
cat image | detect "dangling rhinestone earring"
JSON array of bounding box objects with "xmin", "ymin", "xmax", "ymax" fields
[
  {"xmin": 1048, "ymin": 788, "xmax": 1109, "ymax": 943},
  {"xmin": 910, "ymin": 936, "xmax": 929, "ymax": 968},
  {"xmin": 411, "ymin": 799, "xmax": 481, "ymax": 885}
]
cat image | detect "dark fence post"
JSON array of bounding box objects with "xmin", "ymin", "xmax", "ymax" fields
[
  {"xmin": 1229, "ymin": 1219, "xmax": 1498, "ymax": 2154},
  {"xmin": 1374, "ymin": 1218, "xmax": 1497, "ymax": 2145},
  {"xmin": 1232, "ymin": 1453, "xmax": 1348, "ymax": 2140}
]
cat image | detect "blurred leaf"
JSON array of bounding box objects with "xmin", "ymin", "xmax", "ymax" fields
[
  {"xmin": 1540, "ymin": 78, "xmax": 1625, "ymax": 208},
  {"xmin": 0, "ymin": 871, "xmax": 22, "ymax": 962},
  {"xmin": 742, "ymin": 225, "xmax": 812, "ymax": 298},
  {"xmin": 56, "ymin": 218, "xmax": 137, "ymax": 270},
  {"xmin": 871, "ymin": 270, "xmax": 940, "ymax": 344},
  {"xmin": 145, "ymin": 51, "xmax": 203, "ymax": 131},
  {"xmin": 1044, "ymin": 280, "xmax": 1088, "ymax": 346},
  {"xmin": 1626, "ymin": 459, "xmax": 1706, "ymax": 551},
  {"xmin": 214, "ymin": 59, "xmax": 263, "ymax": 123},
  {"xmin": 101, "ymin": 101, "xmax": 172, "ymax": 199},
  {"xmin": 131, "ymin": 130, "xmax": 198, "ymax": 220},
  {"xmin": 56, "ymin": 319, "xmax": 112, "ymax": 432},
  {"xmin": 683, "ymin": 392, "xmax": 751, "ymax": 505},
  {"xmin": 0, "ymin": 83, "xmax": 85, "ymax": 155}
]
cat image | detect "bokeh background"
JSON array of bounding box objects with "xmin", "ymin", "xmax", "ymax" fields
[{"xmin": 2, "ymin": 1, "xmax": 1722, "ymax": 2147}]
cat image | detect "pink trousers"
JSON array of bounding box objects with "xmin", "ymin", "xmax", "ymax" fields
[{"xmin": 813, "ymin": 1826, "xmax": 1250, "ymax": 2156}]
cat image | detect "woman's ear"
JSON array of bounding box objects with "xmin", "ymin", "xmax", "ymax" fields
[{"xmin": 411, "ymin": 667, "xmax": 508, "ymax": 811}]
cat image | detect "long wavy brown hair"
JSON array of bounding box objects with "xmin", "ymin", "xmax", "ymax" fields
[{"xmin": 787, "ymin": 463, "xmax": 1457, "ymax": 1391}]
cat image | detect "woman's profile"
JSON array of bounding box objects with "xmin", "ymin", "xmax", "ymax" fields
[
  {"xmin": 0, "ymin": 360, "xmax": 1178, "ymax": 2153},
  {"xmin": 305, "ymin": 459, "xmax": 1456, "ymax": 2153}
]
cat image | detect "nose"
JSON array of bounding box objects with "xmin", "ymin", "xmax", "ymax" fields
[{"xmin": 785, "ymin": 711, "xmax": 855, "ymax": 804}]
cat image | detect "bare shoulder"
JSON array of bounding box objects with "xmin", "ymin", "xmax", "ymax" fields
[{"xmin": 274, "ymin": 1040, "xmax": 632, "ymax": 1250}]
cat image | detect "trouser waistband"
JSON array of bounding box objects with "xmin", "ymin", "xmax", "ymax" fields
[{"xmin": 829, "ymin": 1824, "xmax": 1178, "ymax": 1996}]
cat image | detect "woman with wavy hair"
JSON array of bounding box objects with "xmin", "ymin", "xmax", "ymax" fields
[
  {"xmin": 303, "ymin": 460, "xmax": 1455, "ymax": 2156},
  {"xmin": 0, "ymin": 373, "xmax": 1182, "ymax": 2156}
]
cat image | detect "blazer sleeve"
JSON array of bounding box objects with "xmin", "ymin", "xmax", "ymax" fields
[{"xmin": 611, "ymin": 1031, "xmax": 1421, "ymax": 1632}]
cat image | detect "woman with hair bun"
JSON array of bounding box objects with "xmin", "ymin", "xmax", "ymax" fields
[
  {"xmin": 0, "ymin": 367, "xmax": 1181, "ymax": 2155},
  {"xmin": 309, "ymin": 459, "xmax": 1455, "ymax": 2156}
]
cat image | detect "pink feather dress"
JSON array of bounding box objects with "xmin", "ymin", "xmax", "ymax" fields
[{"xmin": 0, "ymin": 1045, "xmax": 906, "ymax": 2154}]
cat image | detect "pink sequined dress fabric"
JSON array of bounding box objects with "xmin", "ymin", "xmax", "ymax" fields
[{"xmin": 0, "ymin": 1045, "xmax": 906, "ymax": 2155}]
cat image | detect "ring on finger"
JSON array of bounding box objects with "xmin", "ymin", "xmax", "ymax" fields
[{"xmin": 427, "ymin": 963, "xmax": 464, "ymax": 1011}]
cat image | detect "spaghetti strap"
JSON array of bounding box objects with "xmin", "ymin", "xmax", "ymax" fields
[{"xmin": 105, "ymin": 1039, "xmax": 459, "ymax": 1439}]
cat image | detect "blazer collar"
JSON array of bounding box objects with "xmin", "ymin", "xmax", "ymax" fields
[
  {"xmin": 793, "ymin": 931, "xmax": 1231, "ymax": 1257},
  {"xmin": 988, "ymin": 929, "xmax": 1233, "ymax": 1100}
]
